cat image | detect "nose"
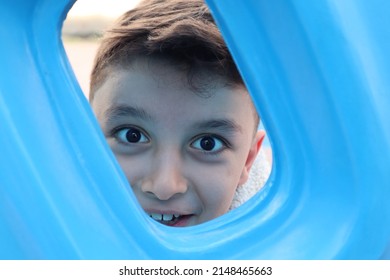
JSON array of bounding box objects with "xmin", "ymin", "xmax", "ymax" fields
[{"xmin": 141, "ymin": 150, "xmax": 188, "ymax": 200}]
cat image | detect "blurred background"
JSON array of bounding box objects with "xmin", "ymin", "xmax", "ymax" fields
[{"xmin": 62, "ymin": 0, "xmax": 142, "ymax": 96}]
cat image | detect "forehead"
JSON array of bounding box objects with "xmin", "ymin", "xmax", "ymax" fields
[{"xmin": 92, "ymin": 58, "xmax": 256, "ymax": 131}]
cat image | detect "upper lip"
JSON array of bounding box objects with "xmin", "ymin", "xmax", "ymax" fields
[{"xmin": 145, "ymin": 209, "xmax": 193, "ymax": 216}]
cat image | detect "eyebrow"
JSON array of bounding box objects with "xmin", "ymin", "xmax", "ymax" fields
[
  {"xmin": 193, "ymin": 119, "xmax": 243, "ymax": 134},
  {"xmin": 104, "ymin": 104, "xmax": 242, "ymax": 134},
  {"xmin": 104, "ymin": 104, "xmax": 154, "ymax": 123}
]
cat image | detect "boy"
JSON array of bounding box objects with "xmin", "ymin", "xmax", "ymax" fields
[{"xmin": 89, "ymin": 0, "xmax": 266, "ymax": 227}]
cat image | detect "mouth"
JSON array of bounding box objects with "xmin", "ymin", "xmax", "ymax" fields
[{"xmin": 148, "ymin": 212, "xmax": 193, "ymax": 227}]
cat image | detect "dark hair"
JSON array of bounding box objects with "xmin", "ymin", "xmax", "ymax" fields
[
  {"xmin": 89, "ymin": 0, "xmax": 259, "ymax": 129},
  {"xmin": 89, "ymin": 0, "xmax": 245, "ymax": 99}
]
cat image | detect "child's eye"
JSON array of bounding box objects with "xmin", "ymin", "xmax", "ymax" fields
[
  {"xmin": 115, "ymin": 127, "xmax": 149, "ymax": 144},
  {"xmin": 191, "ymin": 135, "xmax": 226, "ymax": 153}
]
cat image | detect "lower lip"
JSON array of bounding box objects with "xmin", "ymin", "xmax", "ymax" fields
[{"xmin": 167, "ymin": 215, "xmax": 193, "ymax": 227}]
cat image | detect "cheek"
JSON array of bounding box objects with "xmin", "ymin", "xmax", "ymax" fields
[
  {"xmin": 114, "ymin": 154, "xmax": 148, "ymax": 186},
  {"xmin": 194, "ymin": 165, "xmax": 241, "ymax": 214}
]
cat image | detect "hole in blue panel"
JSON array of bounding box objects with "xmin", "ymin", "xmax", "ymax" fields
[{"xmin": 62, "ymin": 0, "xmax": 273, "ymax": 227}]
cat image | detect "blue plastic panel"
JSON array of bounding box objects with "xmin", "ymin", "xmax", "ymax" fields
[{"xmin": 0, "ymin": 0, "xmax": 389, "ymax": 259}]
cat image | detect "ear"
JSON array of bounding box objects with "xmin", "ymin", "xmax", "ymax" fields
[{"xmin": 238, "ymin": 130, "xmax": 265, "ymax": 186}]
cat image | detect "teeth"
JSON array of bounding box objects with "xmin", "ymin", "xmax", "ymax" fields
[
  {"xmin": 149, "ymin": 213, "xmax": 181, "ymax": 221},
  {"xmin": 163, "ymin": 214, "xmax": 173, "ymax": 221},
  {"xmin": 150, "ymin": 213, "xmax": 163, "ymax": 221}
]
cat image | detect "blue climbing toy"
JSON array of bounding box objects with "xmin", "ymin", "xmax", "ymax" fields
[{"xmin": 0, "ymin": 0, "xmax": 389, "ymax": 259}]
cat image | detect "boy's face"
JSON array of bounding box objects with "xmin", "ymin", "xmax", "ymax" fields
[{"xmin": 91, "ymin": 58, "xmax": 264, "ymax": 227}]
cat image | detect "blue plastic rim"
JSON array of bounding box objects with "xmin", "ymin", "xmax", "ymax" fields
[{"xmin": 0, "ymin": 0, "xmax": 389, "ymax": 259}]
